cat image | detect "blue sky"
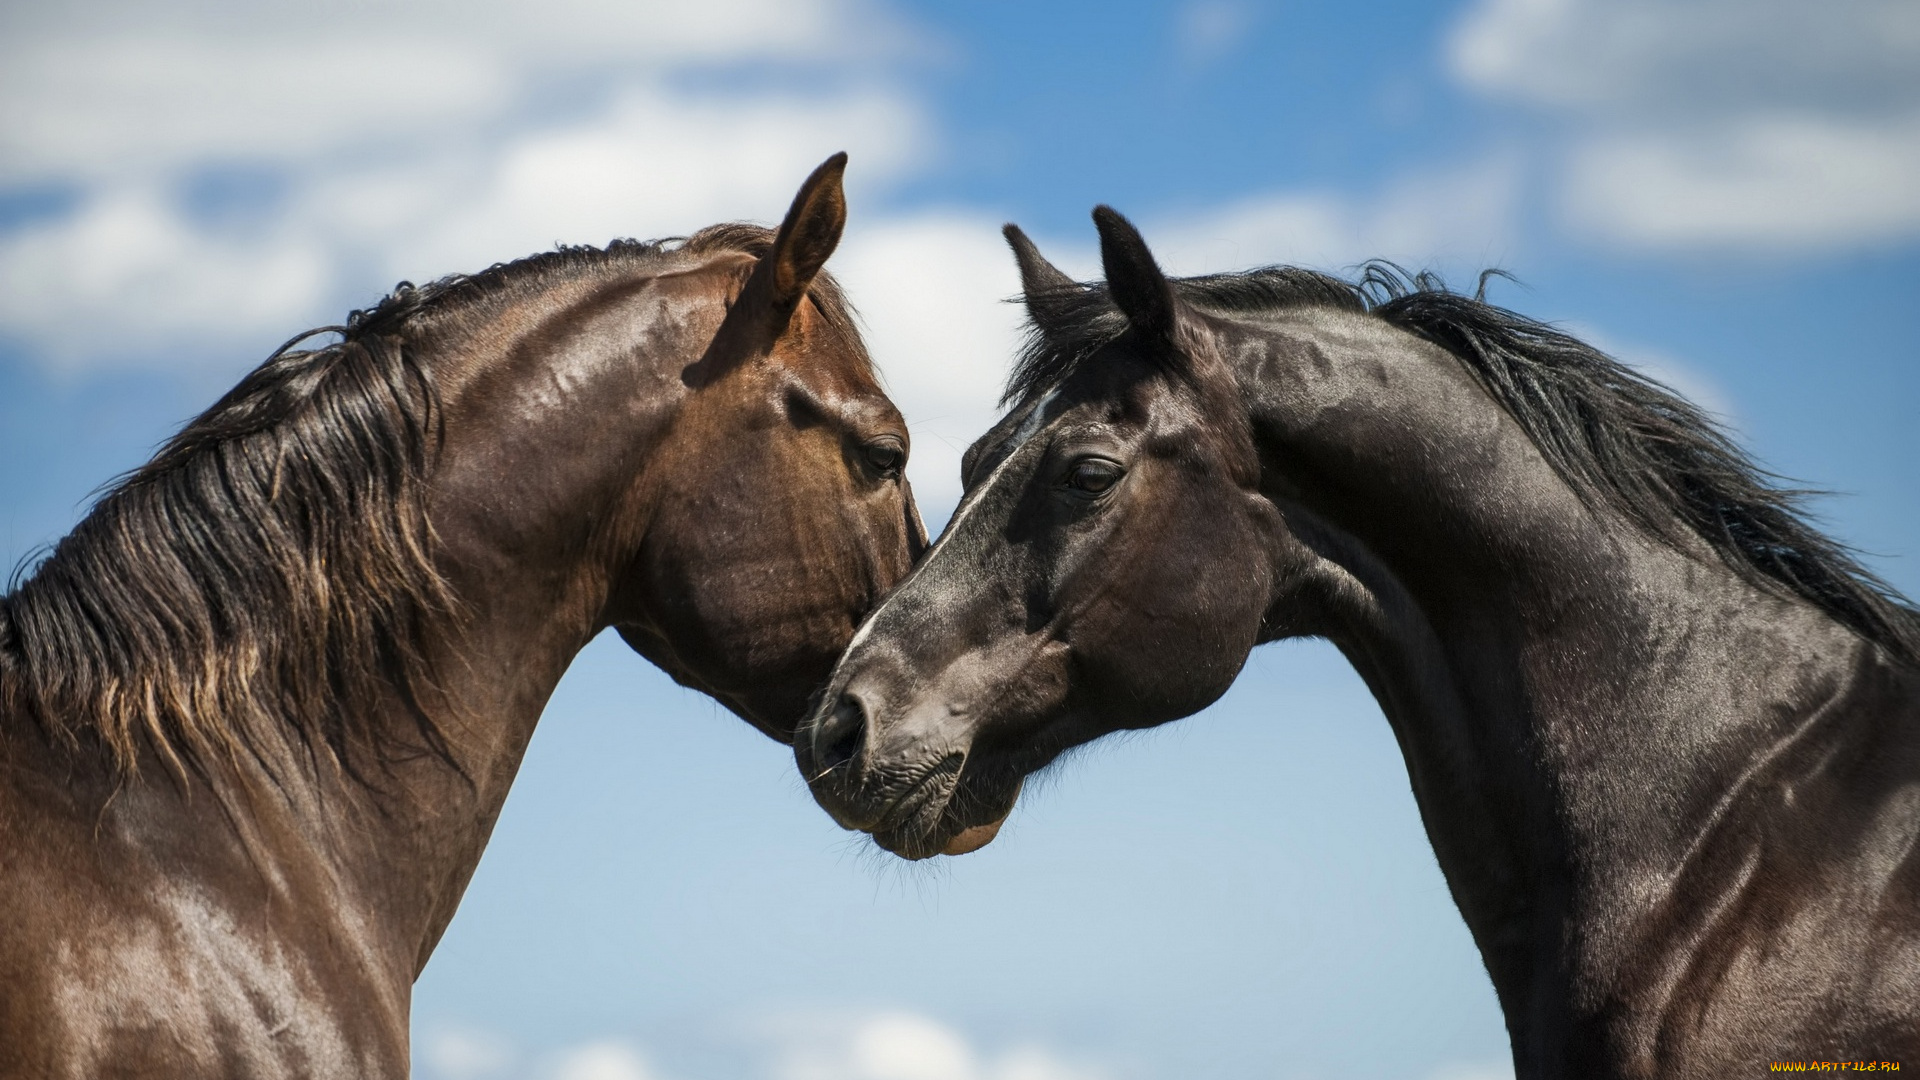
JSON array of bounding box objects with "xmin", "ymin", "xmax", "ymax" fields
[{"xmin": 2, "ymin": 2, "xmax": 1915, "ymax": 1078}]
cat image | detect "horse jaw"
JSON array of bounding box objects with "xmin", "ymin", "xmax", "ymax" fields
[
  {"xmin": 938, "ymin": 779, "xmax": 1022, "ymax": 855},
  {"xmin": 940, "ymin": 818, "xmax": 1006, "ymax": 856}
]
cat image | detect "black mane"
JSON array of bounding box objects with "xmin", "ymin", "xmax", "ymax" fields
[
  {"xmin": 1008, "ymin": 263, "xmax": 1920, "ymax": 664},
  {"xmin": 0, "ymin": 224, "xmax": 828, "ymax": 780}
]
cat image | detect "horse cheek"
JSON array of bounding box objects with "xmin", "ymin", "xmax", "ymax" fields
[{"xmin": 1084, "ymin": 512, "xmax": 1268, "ymax": 727}]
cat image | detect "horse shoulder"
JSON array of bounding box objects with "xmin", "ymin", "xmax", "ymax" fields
[
  {"xmin": 1630, "ymin": 645, "xmax": 1920, "ymax": 1067},
  {"xmin": 0, "ymin": 744, "xmax": 408, "ymax": 1079}
]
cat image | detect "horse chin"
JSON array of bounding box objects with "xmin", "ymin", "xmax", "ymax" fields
[
  {"xmin": 868, "ymin": 825, "xmax": 941, "ymax": 861},
  {"xmin": 867, "ymin": 823, "xmax": 1000, "ymax": 860},
  {"xmin": 871, "ymin": 780, "xmax": 1022, "ymax": 860},
  {"xmin": 940, "ymin": 817, "xmax": 1007, "ymax": 855}
]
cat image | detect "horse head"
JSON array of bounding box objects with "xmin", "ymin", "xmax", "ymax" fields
[
  {"xmin": 587, "ymin": 155, "xmax": 929, "ymax": 739},
  {"xmin": 793, "ymin": 208, "xmax": 1289, "ymax": 858}
]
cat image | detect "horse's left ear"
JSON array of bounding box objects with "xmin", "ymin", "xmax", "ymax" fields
[
  {"xmin": 752, "ymin": 152, "xmax": 849, "ymax": 318},
  {"xmin": 1093, "ymin": 205, "xmax": 1176, "ymax": 344}
]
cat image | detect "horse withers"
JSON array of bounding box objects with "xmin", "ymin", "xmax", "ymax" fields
[
  {"xmin": 795, "ymin": 208, "xmax": 1920, "ymax": 1075},
  {"xmin": 0, "ymin": 154, "xmax": 925, "ymax": 1078}
]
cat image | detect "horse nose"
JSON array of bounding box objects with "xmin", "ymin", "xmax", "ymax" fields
[
  {"xmin": 800, "ymin": 690, "xmax": 886, "ymax": 831},
  {"xmin": 811, "ymin": 692, "xmax": 868, "ymax": 776}
]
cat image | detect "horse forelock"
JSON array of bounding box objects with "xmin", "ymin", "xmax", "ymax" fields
[
  {"xmin": 1009, "ymin": 261, "xmax": 1920, "ymax": 666},
  {"xmin": 3, "ymin": 226, "xmax": 855, "ymax": 785}
]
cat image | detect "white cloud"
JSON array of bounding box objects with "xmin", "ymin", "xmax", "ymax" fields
[
  {"xmin": 987, "ymin": 1048, "xmax": 1108, "ymax": 1080},
  {"xmin": 1448, "ymin": 0, "xmax": 1920, "ymax": 113},
  {"xmin": 0, "ymin": 185, "xmax": 332, "ymax": 364},
  {"xmin": 761, "ymin": 1010, "xmax": 1110, "ymax": 1080},
  {"xmin": 418, "ymin": 1033, "xmax": 662, "ymax": 1080},
  {"xmin": 376, "ymin": 86, "xmax": 927, "ymax": 283},
  {"xmin": 0, "ymin": 0, "xmax": 901, "ymax": 182},
  {"xmin": 415, "ymin": 1012, "xmax": 1105, "ymax": 1080},
  {"xmin": 1446, "ymin": 0, "xmax": 1920, "ymax": 253},
  {"xmin": 1560, "ymin": 112, "xmax": 1920, "ymax": 252},
  {"xmin": 833, "ymin": 214, "xmax": 1042, "ymax": 521},
  {"xmin": 0, "ymin": 36, "xmax": 506, "ymax": 182},
  {"xmin": 0, "ymin": 81, "xmax": 927, "ymax": 370},
  {"xmin": 847, "ymin": 1013, "xmax": 974, "ymax": 1080},
  {"xmin": 420, "ymin": 1027, "xmax": 516, "ymax": 1080},
  {"xmin": 1175, "ymin": 1, "xmax": 1256, "ymax": 69},
  {"xmin": 546, "ymin": 1041, "xmax": 661, "ymax": 1080},
  {"xmin": 1145, "ymin": 156, "xmax": 1521, "ymax": 274},
  {"xmin": 0, "ymin": 0, "xmax": 931, "ymax": 372}
]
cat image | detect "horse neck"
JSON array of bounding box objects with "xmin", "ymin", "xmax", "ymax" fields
[
  {"xmin": 1232, "ymin": 310, "xmax": 1873, "ymax": 1034},
  {"xmin": 350, "ymin": 273, "xmax": 725, "ymax": 966}
]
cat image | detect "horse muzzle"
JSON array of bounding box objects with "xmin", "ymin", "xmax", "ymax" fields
[{"xmin": 796, "ymin": 687, "xmax": 1019, "ymax": 858}]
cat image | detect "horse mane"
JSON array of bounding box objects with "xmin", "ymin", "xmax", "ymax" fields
[
  {"xmin": 357, "ymin": 223, "xmax": 867, "ymax": 359},
  {"xmin": 0, "ymin": 223, "xmax": 834, "ymax": 781},
  {"xmin": 1007, "ymin": 262, "xmax": 1920, "ymax": 665}
]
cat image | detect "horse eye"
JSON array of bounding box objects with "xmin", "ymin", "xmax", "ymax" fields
[
  {"xmin": 862, "ymin": 437, "xmax": 905, "ymax": 477},
  {"xmin": 1065, "ymin": 458, "xmax": 1123, "ymax": 496}
]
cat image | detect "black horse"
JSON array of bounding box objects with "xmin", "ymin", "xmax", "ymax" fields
[{"xmin": 796, "ymin": 208, "xmax": 1920, "ymax": 1076}]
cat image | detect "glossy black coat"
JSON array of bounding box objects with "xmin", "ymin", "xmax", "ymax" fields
[{"xmin": 797, "ymin": 209, "xmax": 1920, "ymax": 1076}]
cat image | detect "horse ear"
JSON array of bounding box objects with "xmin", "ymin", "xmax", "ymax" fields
[
  {"xmin": 1092, "ymin": 205, "xmax": 1176, "ymax": 343},
  {"xmin": 1003, "ymin": 223, "xmax": 1081, "ymax": 334},
  {"xmin": 763, "ymin": 151, "xmax": 849, "ymax": 312},
  {"xmin": 687, "ymin": 154, "xmax": 847, "ymax": 385}
]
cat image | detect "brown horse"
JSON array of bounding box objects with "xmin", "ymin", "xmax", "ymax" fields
[
  {"xmin": 797, "ymin": 208, "xmax": 1920, "ymax": 1076},
  {"xmin": 0, "ymin": 154, "xmax": 924, "ymax": 1078}
]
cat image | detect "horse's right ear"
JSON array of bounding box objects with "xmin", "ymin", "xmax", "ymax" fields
[
  {"xmin": 1003, "ymin": 223, "xmax": 1082, "ymax": 335},
  {"xmin": 754, "ymin": 152, "xmax": 849, "ymax": 318},
  {"xmin": 1092, "ymin": 205, "xmax": 1177, "ymax": 344}
]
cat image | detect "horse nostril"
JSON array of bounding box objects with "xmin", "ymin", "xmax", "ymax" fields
[{"xmin": 813, "ymin": 693, "xmax": 868, "ymax": 775}]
